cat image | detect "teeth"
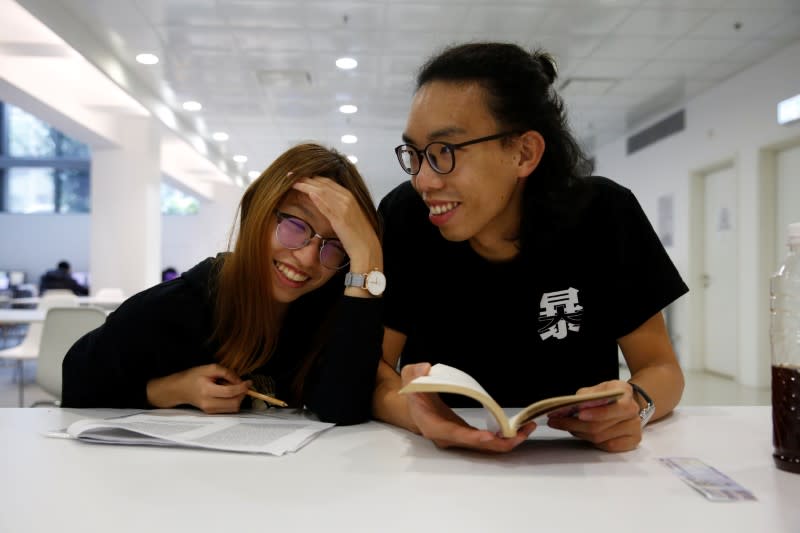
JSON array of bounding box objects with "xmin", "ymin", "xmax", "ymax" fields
[
  {"xmin": 276, "ymin": 262, "xmax": 309, "ymax": 282},
  {"xmin": 429, "ymin": 202, "xmax": 459, "ymax": 215}
]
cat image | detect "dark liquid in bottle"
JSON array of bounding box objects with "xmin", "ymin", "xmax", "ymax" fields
[{"xmin": 772, "ymin": 364, "xmax": 800, "ymax": 473}]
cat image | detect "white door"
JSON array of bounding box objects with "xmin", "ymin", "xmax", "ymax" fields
[
  {"xmin": 776, "ymin": 144, "xmax": 800, "ymax": 269},
  {"xmin": 703, "ymin": 165, "xmax": 738, "ymax": 377}
]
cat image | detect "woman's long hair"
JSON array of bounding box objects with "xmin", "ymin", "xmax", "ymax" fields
[{"xmin": 210, "ymin": 143, "xmax": 380, "ymax": 403}]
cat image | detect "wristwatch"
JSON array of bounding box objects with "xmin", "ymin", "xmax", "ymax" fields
[
  {"xmin": 628, "ymin": 381, "xmax": 655, "ymax": 427},
  {"xmin": 344, "ymin": 269, "xmax": 386, "ymax": 296}
]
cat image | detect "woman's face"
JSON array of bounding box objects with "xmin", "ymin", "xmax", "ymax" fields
[{"xmin": 267, "ymin": 189, "xmax": 342, "ymax": 304}]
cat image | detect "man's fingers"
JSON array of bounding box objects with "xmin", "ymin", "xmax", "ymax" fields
[{"xmin": 401, "ymin": 362, "xmax": 432, "ymax": 384}]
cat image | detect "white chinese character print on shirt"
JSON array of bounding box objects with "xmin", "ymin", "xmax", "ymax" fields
[{"xmin": 538, "ymin": 287, "xmax": 583, "ymax": 341}]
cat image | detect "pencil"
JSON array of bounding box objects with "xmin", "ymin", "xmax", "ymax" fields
[{"xmin": 246, "ymin": 388, "xmax": 288, "ymax": 407}]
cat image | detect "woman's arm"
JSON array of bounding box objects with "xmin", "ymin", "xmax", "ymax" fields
[{"xmin": 302, "ymin": 296, "xmax": 384, "ymax": 425}]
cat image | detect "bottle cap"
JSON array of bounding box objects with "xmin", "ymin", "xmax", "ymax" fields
[{"xmin": 788, "ymin": 222, "xmax": 800, "ymax": 246}]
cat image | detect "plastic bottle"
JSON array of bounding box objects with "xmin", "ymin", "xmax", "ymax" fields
[{"xmin": 770, "ymin": 221, "xmax": 800, "ymax": 474}]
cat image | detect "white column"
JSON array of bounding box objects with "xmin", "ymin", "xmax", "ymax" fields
[{"xmin": 90, "ymin": 115, "xmax": 161, "ymax": 298}]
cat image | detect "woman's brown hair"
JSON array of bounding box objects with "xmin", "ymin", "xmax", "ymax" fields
[{"xmin": 210, "ymin": 143, "xmax": 380, "ymax": 403}]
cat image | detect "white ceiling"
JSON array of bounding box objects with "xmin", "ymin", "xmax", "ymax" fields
[{"xmin": 13, "ymin": 0, "xmax": 800, "ymax": 200}]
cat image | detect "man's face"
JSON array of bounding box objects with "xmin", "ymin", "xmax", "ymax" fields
[{"xmin": 402, "ymin": 81, "xmax": 525, "ymax": 244}]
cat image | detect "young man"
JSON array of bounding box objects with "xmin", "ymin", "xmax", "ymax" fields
[
  {"xmin": 372, "ymin": 42, "xmax": 688, "ymax": 453},
  {"xmin": 39, "ymin": 260, "xmax": 89, "ymax": 296}
]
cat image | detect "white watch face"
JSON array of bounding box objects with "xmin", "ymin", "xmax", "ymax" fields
[{"xmin": 365, "ymin": 270, "xmax": 386, "ymax": 296}]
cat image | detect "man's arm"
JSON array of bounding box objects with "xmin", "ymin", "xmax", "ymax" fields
[
  {"xmin": 372, "ymin": 327, "xmax": 416, "ymax": 431},
  {"xmin": 619, "ymin": 310, "xmax": 684, "ymax": 422},
  {"xmin": 547, "ymin": 311, "xmax": 683, "ymax": 452}
]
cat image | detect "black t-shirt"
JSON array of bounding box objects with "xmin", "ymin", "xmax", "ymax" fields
[
  {"xmin": 61, "ymin": 255, "xmax": 383, "ymax": 424},
  {"xmin": 379, "ymin": 177, "xmax": 688, "ymax": 407}
]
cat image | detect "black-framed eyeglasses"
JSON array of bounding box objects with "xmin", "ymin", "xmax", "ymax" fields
[
  {"xmin": 394, "ymin": 131, "xmax": 518, "ymax": 176},
  {"xmin": 275, "ymin": 212, "xmax": 349, "ymax": 270}
]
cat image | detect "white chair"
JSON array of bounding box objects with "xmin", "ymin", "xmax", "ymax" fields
[
  {"xmin": 31, "ymin": 306, "xmax": 106, "ymax": 407},
  {"xmin": 40, "ymin": 289, "xmax": 77, "ymax": 300},
  {"xmin": 0, "ymin": 295, "xmax": 80, "ymax": 406},
  {"xmin": 93, "ymin": 287, "xmax": 124, "ymax": 301}
]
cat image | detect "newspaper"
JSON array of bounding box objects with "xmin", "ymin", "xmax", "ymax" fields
[{"xmin": 48, "ymin": 409, "xmax": 334, "ymax": 456}]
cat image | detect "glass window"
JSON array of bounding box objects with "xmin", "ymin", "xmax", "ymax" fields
[
  {"xmin": 56, "ymin": 168, "xmax": 90, "ymax": 213},
  {"xmin": 6, "ymin": 167, "xmax": 56, "ymax": 213},
  {"xmin": 57, "ymin": 134, "xmax": 90, "ymax": 158},
  {"xmin": 161, "ymin": 182, "xmax": 199, "ymax": 215},
  {"xmin": 7, "ymin": 104, "xmax": 57, "ymax": 158},
  {"xmin": 1, "ymin": 101, "xmax": 91, "ymax": 214},
  {"xmin": 7, "ymin": 103, "xmax": 90, "ymax": 158}
]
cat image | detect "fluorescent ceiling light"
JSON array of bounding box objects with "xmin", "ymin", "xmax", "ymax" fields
[
  {"xmin": 339, "ymin": 104, "xmax": 358, "ymax": 114},
  {"xmin": 778, "ymin": 94, "xmax": 800, "ymax": 125},
  {"xmin": 212, "ymin": 131, "xmax": 229, "ymax": 141},
  {"xmin": 233, "ymin": 154, "xmax": 248, "ymax": 163},
  {"xmin": 248, "ymin": 170, "xmax": 260, "ymax": 179},
  {"xmin": 341, "ymin": 134, "xmax": 357, "ymax": 144},
  {"xmin": 347, "ymin": 155, "xmax": 358, "ymax": 163},
  {"xmin": 182, "ymin": 100, "xmax": 202, "ymax": 111},
  {"xmin": 135, "ymin": 53, "xmax": 159, "ymax": 65},
  {"xmin": 335, "ymin": 57, "xmax": 358, "ymax": 70}
]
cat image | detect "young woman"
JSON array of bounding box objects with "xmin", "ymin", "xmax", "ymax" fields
[{"xmin": 62, "ymin": 143, "xmax": 384, "ymax": 425}]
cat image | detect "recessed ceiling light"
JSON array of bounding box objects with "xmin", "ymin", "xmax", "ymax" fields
[
  {"xmin": 339, "ymin": 104, "xmax": 358, "ymax": 114},
  {"xmin": 182, "ymin": 101, "xmax": 202, "ymax": 111},
  {"xmin": 341, "ymin": 134, "xmax": 357, "ymax": 144},
  {"xmin": 212, "ymin": 131, "xmax": 229, "ymax": 141},
  {"xmin": 233, "ymin": 154, "xmax": 248, "ymax": 163},
  {"xmin": 347, "ymin": 155, "xmax": 358, "ymax": 164},
  {"xmin": 135, "ymin": 53, "xmax": 159, "ymax": 65},
  {"xmin": 335, "ymin": 57, "xmax": 358, "ymax": 70},
  {"xmin": 248, "ymin": 170, "xmax": 260, "ymax": 179}
]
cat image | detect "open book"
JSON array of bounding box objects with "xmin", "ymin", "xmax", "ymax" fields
[
  {"xmin": 399, "ymin": 364, "xmax": 626, "ymax": 438},
  {"xmin": 49, "ymin": 410, "xmax": 334, "ymax": 456}
]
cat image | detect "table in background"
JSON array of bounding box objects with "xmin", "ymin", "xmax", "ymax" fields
[
  {"xmin": 0, "ymin": 309, "xmax": 46, "ymax": 324},
  {"xmin": 8, "ymin": 296, "xmax": 122, "ymax": 309},
  {"xmin": 1, "ymin": 406, "xmax": 797, "ymax": 532}
]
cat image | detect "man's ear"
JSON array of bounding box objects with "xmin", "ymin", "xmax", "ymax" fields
[{"xmin": 516, "ymin": 130, "xmax": 545, "ymax": 178}]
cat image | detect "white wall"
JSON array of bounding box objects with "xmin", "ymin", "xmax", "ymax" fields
[
  {"xmin": 0, "ymin": 185, "xmax": 241, "ymax": 291},
  {"xmin": 0, "ymin": 213, "xmax": 89, "ymax": 284},
  {"xmin": 161, "ymin": 182, "xmax": 243, "ymax": 274},
  {"xmin": 594, "ymin": 39, "xmax": 800, "ymax": 387}
]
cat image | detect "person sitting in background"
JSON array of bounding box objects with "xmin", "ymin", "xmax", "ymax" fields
[
  {"xmin": 62, "ymin": 143, "xmax": 384, "ymax": 424},
  {"xmin": 161, "ymin": 267, "xmax": 178, "ymax": 282},
  {"xmin": 39, "ymin": 260, "xmax": 89, "ymax": 296}
]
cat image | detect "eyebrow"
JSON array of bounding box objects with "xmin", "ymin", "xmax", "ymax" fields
[
  {"xmin": 402, "ymin": 126, "xmax": 468, "ymax": 145},
  {"xmin": 281, "ymin": 207, "xmax": 338, "ymax": 240}
]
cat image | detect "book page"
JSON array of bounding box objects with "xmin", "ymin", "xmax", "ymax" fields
[
  {"xmin": 59, "ymin": 410, "xmax": 334, "ymax": 456},
  {"xmin": 399, "ymin": 364, "xmax": 511, "ymax": 436},
  {"xmin": 509, "ymin": 390, "xmax": 625, "ymax": 428}
]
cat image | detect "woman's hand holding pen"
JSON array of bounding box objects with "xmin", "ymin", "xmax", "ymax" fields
[{"xmin": 146, "ymin": 363, "xmax": 252, "ymax": 414}]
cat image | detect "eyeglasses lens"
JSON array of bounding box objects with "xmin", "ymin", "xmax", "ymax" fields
[
  {"xmin": 277, "ymin": 215, "xmax": 349, "ymax": 270},
  {"xmin": 320, "ymin": 242, "xmax": 347, "ymax": 269},
  {"xmin": 277, "ymin": 216, "xmax": 309, "ymax": 249}
]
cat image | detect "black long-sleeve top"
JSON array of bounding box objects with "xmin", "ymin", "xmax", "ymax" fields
[{"xmin": 61, "ymin": 256, "xmax": 383, "ymax": 425}]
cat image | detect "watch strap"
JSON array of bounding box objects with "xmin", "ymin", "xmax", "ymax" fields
[{"xmin": 344, "ymin": 272, "xmax": 366, "ymax": 289}]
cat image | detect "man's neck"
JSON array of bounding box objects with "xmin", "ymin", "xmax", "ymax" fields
[{"xmin": 468, "ymin": 182, "xmax": 523, "ymax": 262}]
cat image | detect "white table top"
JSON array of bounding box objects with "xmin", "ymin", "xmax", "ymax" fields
[
  {"xmin": 9, "ymin": 296, "xmax": 122, "ymax": 308},
  {"xmin": 0, "ymin": 309, "xmax": 45, "ymax": 324},
  {"xmin": 0, "ymin": 406, "xmax": 797, "ymax": 533}
]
